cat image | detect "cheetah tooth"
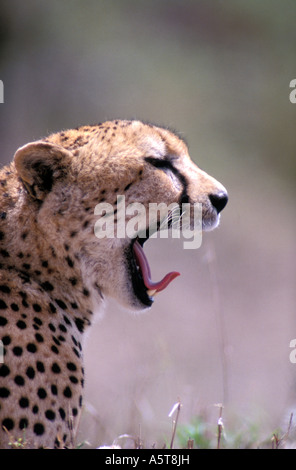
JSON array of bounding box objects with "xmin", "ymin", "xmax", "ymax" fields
[{"xmin": 147, "ymin": 289, "xmax": 158, "ymax": 297}]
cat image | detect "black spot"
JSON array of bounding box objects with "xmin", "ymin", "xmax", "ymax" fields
[
  {"xmin": 16, "ymin": 320, "xmax": 27, "ymax": 329},
  {"xmin": 41, "ymin": 281, "xmax": 54, "ymax": 292},
  {"xmin": 33, "ymin": 303, "xmax": 42, "ymax": 312},
  {"xmin": 0, "ymin": 285, "xmax": 10, "ymax": 294},
  {"xmin": 73, "ymin": 348, "xmax": 80, "ymax": 358},
  {"xmin": 0, "ymin": 300, "xmax": 8, "ymax": 310},
  {"xmin": 70, "ymin": 302, "xmax": 78, "ymax": 310},
  {"xmin": 49, "ymin": 303, "xmax": 57, "ymax": 314},
  {"xmin": 0, "ymin": 249, "xmax": 10, "ymax": 258},
  {"xmin": 69, "ymin": 277, "xmax": 77, "ymax": 286},
  {"xmin": 36, "ymin": 361, "xmax": 45, "ymax": 372},
  {"xmin": 2, "ymin": 418, "xmax": 14, "ymax": 431},
  {"xmin": 63, "ymin": 386, "xmax": 72, "ymax": 398},
  {"xmin": 2, "ymin": 335, "xmax": 10, "ymax": 346},
  {"xmin": 66, "ymin": 362, "xmax": 77, "ymax": 371},
  {"xmin": 22, "ymin": 263, "xmax": 31, "ymax": 270},
  {"xmin": 32, "ymin": 406, "xmax": 39, "ymax": 414},
  {"xmin": 52, "ymin": 336, "xmax": 61, "ymax": 346},
  {"xmin": 14, "ymin": 375, "xmax": 25, "ymax": 386},
  {"xmin": 124, "ymin": 182, "xmax": 132, "ymax": 191},
  {"xmin": 83, "ymin": 220, "xmax": 89, "ymax": 229},
  {"xmin": 58, "ymin": 324, "xmax": 67, "ymax": 333},
  {"xmin": 55, "ymin": 299, "xmax": 67, "ymax": 310},
  {"xmin": 27, "ymin": 343, "xmax": 37, "ymax": 353},
  {"xmin": 0, "ymin": 365, "xmax": 10, "ymax": 377},
  {"xmin": 48, "ymin": 323, "xmax": 56, "ymax": 332},
  {"xmin": 22, "ymin": 298, "xmax": 29, "ymax": 308},
  {"xmin": 65, "ymin": 256, "xmax": 74, "ymax": 268},
  {"xmin": 0, "ymin": 212, "xmax": 6, "ymax": 220},
  {"xmin": 35, "ymin": 334, "xmax": 44, "ymax": 343},
  {"xmin": 33, "ymin": 423, "xmax": 45, "ymax": 436},
  {"xmin": 64, "ymin": 243, "xmax": 69, "ymax": 251},
  {"xmin": 18, "ymin": 271, "xmax": 31, "ymax": 284},
  {"xmin": 69, "ymin": 376, "xmax": 78, "ymax": 384},
  {"xmin": 51, "ymin": 345, "xmax": 59, "ymax": 354},
  {"xmin": 63, "ymin": 315, "xmax": 72, "ymax": 325},
  {"xmin": 83, "ymin": 288, "xmax": 89, "ymax": 297},
  {"xmin": 13, "ymin": 346, "xmax": 23, "ymax": 356},
  {"xmin": 51, "ymin": 362, "xmax": 61, "ymax": 374},
  {"xmin": 19, "ymin": 418, "xmax": 28, "ymax": 430},
  {"xmin": 0, "ymin": 316, "xmax": 7, "ymax": 326},
  {"xmin": 17, "ymin": 252, "xmax": 24, "ymax": 258},
  {"xmin": 58, "ymin": 408, "xmax": 66, "ymax": 420},
  {"xmin": 11, "ymin": 303, "xmax": 19, "ymax": 311},
  {"xmin": 37, "ymin": 388, "xmax": 47, "ymax": 399},
  {"xmin": 54, "ymin": 438, "xmax": 60, "ymax": 448},
  {"xmin": 19, "ymin": 397, "xmax": 29, "ymax": 408},
  {"xmin": 33, "ymin": 317, "xmax": 42, "ymax": 325},
  {"xmin": 51, "ymin": 385, "xmax": 58, "ymax": 395},
  {"xmin": 0, "ymin": 387, "xmax": 10, "ymax": 398},
  {"xmin": 41, "ymin": 260, "xmax": 48, "ymax": 268},
  {"xmin": 26, "ymin": 366, "xmax": 35, "ymax": 379},
  {"xmin": 21, "ymin": 232, "xmax": 28, "ymax": 240},
  {"xmin": 45, "ymin": 410, "xmax": 56, "ymax": 421},
  {"xmin": 70, "ymin": 231, "xmax": 77, "ymax": 238},
  {"xmin": 74, "ymin": 317, "xmax": 84, "ymax": 333}
]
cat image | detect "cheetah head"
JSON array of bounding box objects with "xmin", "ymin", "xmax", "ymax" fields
[{"xmin": 14, "ymin": 120, "xmax": 228, "ymax": 312}]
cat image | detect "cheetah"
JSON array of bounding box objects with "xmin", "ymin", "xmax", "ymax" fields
[{"xmin": 0, "ymin": 120, "xmax": 228, "ymax": 448}]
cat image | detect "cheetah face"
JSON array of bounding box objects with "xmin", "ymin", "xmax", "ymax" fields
[
  {"xmin": 121, "ymin": 157, "xmax": 228, "ymax": 309},
  {"xmin": 14, "ymin": 120, "xmax": 228, "ymax": 311}
]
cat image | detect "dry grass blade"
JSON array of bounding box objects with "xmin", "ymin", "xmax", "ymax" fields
[
  {"xmin": 272, "ymin": 412, "xmax": 293, "ymax": 449},
  {"xmin": 169, "ymin": 400, "xmax": 182, "ymax": 449},
  {"xmin": 215, "ymin": 404, "xmax": 224, "ymax": 449}
]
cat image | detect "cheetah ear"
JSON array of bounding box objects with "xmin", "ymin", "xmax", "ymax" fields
[{"xmin": 14, "ymin": 141, "xmax": 73, "ymax": 201}]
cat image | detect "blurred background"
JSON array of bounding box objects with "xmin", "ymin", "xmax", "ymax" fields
[{"xmin": 0, "ymin": 0, "xmax": 295, "ymax": 448}]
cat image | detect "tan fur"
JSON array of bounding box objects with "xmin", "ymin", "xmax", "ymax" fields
[{"xmin": 0, "ymin": 120, "xmax": 227, "ymax": 448}]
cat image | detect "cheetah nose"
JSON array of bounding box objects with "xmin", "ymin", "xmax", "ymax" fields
[{"xmin": 209, "ymin": 191, "xmax": 228, "ymax": 213}]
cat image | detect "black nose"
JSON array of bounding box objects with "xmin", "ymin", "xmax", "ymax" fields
[{"xmin": 209, "ymin": 191, "xmax": 228, "ymax": 213}]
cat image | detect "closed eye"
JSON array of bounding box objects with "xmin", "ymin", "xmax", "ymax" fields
[
  {"xmin": 144, "ymin": 156, "xmax": 189, "ymax": 203},
  {"xmin": 144, "ymin": 156, "xmax": 174, "ymax": 171}
]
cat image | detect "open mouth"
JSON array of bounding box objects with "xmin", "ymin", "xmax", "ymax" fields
[{"xmin": 127, "ymin": 237, "xmax": 180, "ymax": 307}]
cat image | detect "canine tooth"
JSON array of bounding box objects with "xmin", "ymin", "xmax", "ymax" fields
[{"xmin": 147, "ymin": 289, "xmax": 157, "ymax": 297}]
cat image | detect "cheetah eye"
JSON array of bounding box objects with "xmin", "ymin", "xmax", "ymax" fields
[
  {"xmin": 144, "ymin": 156, "xmax": 173, "ymax": 171},
  {"xmin": 145, "ymin": 156, "xmax": 185, "ymax": 192}
]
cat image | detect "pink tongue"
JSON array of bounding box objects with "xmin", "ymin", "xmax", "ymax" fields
[{"xmin": 133, "ymin": 240, "xmax": 180, "ymax": 294}]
